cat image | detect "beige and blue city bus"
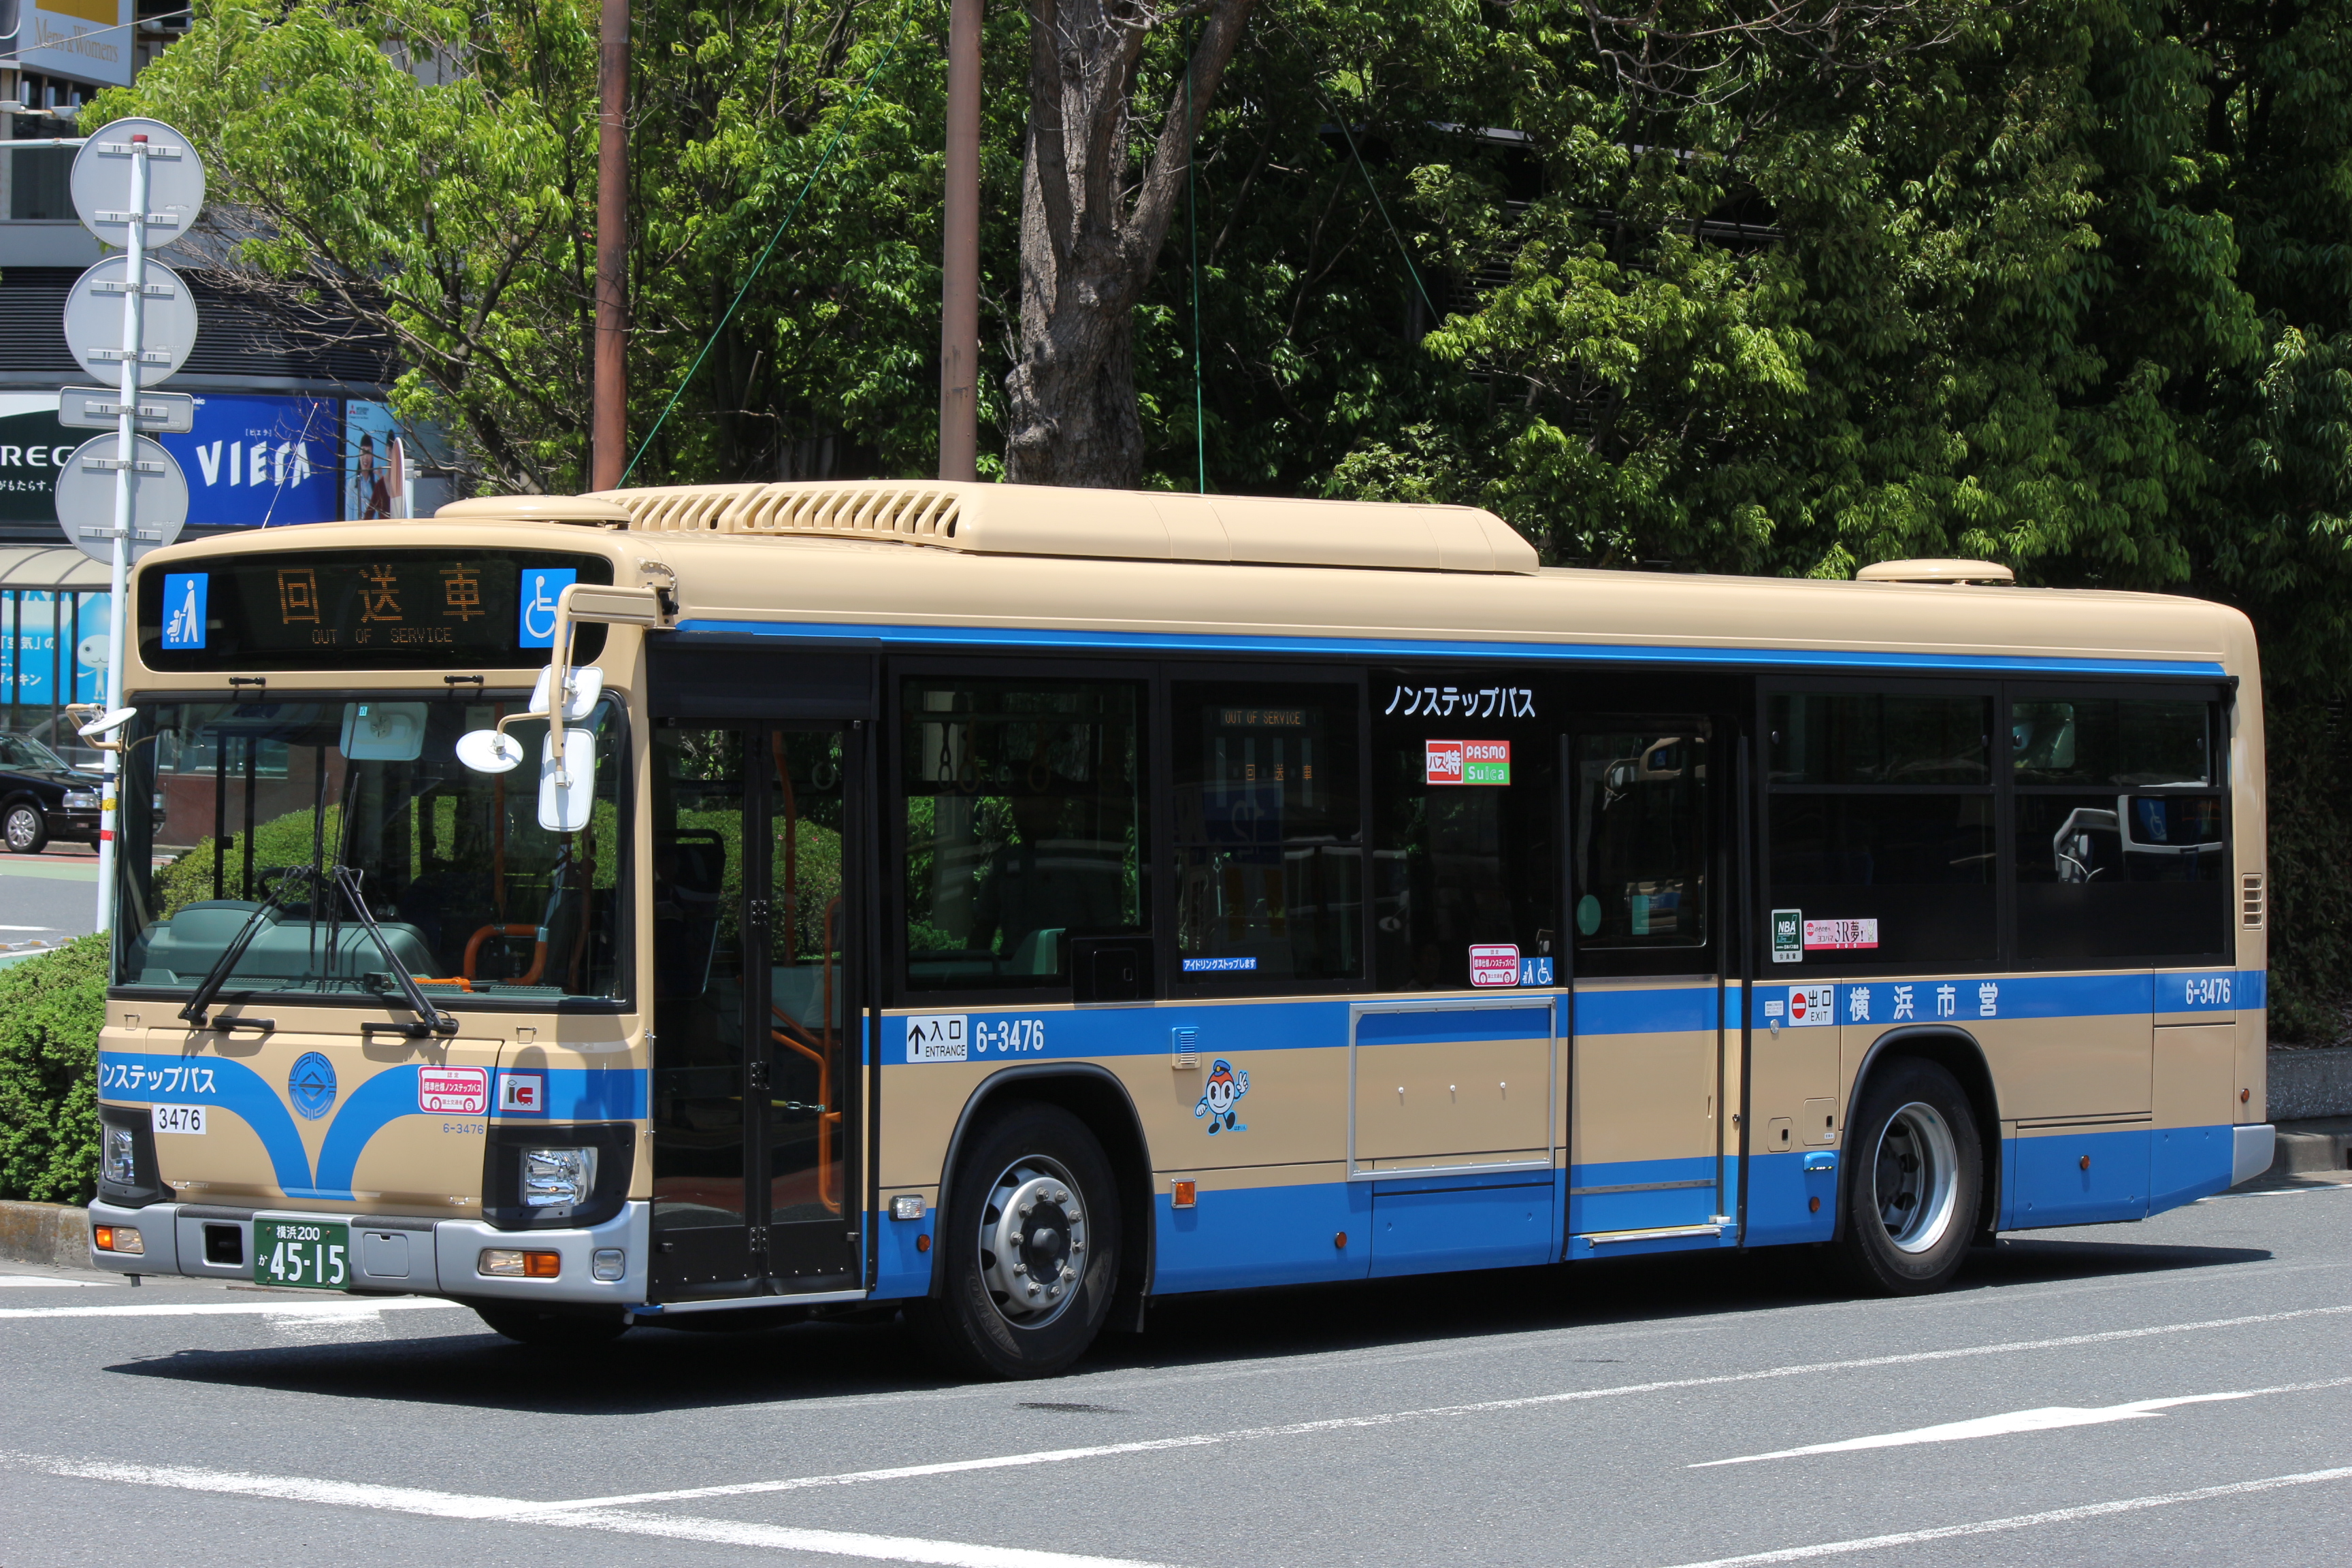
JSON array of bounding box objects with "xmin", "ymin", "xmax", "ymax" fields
[{"xmin": 86, "ymin": 482, "xmax": 2273, "ymax": 1376}]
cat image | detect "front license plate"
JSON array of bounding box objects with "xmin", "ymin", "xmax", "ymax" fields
[{"xmin": 253, "ymin": 1217, "xmax": 350, "ymax": 1290}]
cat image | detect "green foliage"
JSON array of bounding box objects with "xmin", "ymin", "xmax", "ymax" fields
[{"xmin": 0, "ymin": 938, "xmax": 110, "ymax": 1205}]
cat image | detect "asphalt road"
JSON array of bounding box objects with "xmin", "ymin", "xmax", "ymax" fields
[
  {"xmin": 3, "ymin": 1172, "xmax": 2347, "ymax": 1568},
  {"xmin": 0, "ymin": 849, "xmax": 99, "ymax": 946}
]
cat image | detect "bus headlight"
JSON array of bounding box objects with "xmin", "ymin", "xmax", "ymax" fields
[
  {"xmin": 103, "ymin": 1126, "xmax": 136, "ymax": 1184},
  {"xmin": 521, "ymin": 1147, "xmax": 596, "ymax": 1208}
]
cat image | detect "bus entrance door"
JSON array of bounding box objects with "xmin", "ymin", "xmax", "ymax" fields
[
  {"xmin": 1565, "ymin": 725, "xmax": 1727, "ymax": 1247},
  {"xmin": 651, "ymin": 721, "xmax": 862, "ymax": 1301}
]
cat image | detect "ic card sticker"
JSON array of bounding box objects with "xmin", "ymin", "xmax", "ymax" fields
[
  {"xmin": 906, "ymin": 1014, "xmax": 968, "ymax": 1062},
  {"xmin": 497, "ymin": 1071, "xmax": 546, "ymax": 1114},
  {"xmin": 419, "ymin": 1066, "xmax": 489, "ymax": 1114},
  {"xmin": 1784, "ymin": 985, "xmax": 1835, "ymax": 1026},
  {"xmin": 1469, "ymin": 943, "xmax": 1522, "ymax": 987}
]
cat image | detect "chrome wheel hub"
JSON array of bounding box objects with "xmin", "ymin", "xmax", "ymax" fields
[
  {"xmin": 1873, "ymin": 1100, "xmax": 1961, "ymax": 1254},
  {"xmin": 979, "ymin": 1156, "xmax": 1085, "ymax": 1327}
]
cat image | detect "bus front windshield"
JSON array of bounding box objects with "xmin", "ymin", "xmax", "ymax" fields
[{"xmin": 115, "ymin": 697, "xmax": 625, "ymax": 1007}]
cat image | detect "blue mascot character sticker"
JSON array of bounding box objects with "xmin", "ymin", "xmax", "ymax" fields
[{"xmin": 1194, "ymin": 1058, "xmax": 1249, "ymax": 1134}]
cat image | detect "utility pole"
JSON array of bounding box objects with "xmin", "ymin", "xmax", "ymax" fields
[
  {"xmin": 937, "ymin": 0, "xmax": 980, "ymax": 482},
  {"xmin": 591, "ymin": 0, "xmax": 630, "ymax": 491}
]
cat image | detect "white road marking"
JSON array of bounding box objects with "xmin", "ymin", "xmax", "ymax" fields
[
  {"xmin": 0, "ymin": 1275, "xmax": 112, "ymax": 1288},
  {"xmin": 1692, "ymin": 1375, "xmax": 2352, "ymax": 1467},
  {"xmin": 1652, "ymin": 1464, "xmax": 2352, "ymax": 1566},
  {"xmin": 533, "ymin": 1303, "xmax": 2352, "ymax": 1513},
  {"xmin": 2212, "ymin": 1181, "xmax": 2352, "ymax": 1198},
  {"xmin": 0, "ymin": 1451, "xmax": 1174, "ymax": 1568},
  {"xmin": 0, "ymin": 1298, "xmax": 463, "ymax": 1320}
]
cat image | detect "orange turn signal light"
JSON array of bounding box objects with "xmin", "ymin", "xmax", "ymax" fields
[
  {"xmin": 478, "ymin": 1247, "xmax": 561, "ymax": 1278},
  {"xmin": 1171, "ymin": 1179, "xmax": 1197, "ymax": 1209},
  {"xmin": 93, "ymin": 1225, "xmax": 142, "ymax": 1254}
]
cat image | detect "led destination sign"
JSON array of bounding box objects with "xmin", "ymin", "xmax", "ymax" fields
[{"xmin": 138, "ymin": 549, "xmax": 614, "ymax": 670}]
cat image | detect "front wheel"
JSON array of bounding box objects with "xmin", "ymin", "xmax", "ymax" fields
[
  {"xmin": 907, "ymin": 1102, "xmax": 1122, "ymax": 1379},
  {"xmin": 1836, "ymin": 1058, "xmax": 1982, "ymax": 1295},
  {"xmin": 3, "ymin": 802, "xmax": 46, "ymax": 855}
]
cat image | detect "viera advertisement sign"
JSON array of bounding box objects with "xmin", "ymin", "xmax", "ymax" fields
[
  {"xmin": 14, "ymin": 0, "xmax": 134, "ymax": 88},
  {"xmin": 0, "ymin": 392, "xmax": 342, "ymax": 530}
]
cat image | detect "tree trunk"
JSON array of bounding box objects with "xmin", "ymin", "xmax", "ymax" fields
[{"xmin": 1004, "ymin": 0, "xmax": 1258, "ymax": 489}]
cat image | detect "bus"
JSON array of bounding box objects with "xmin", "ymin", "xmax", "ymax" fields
[{"xmin": 86, "ymin": 481, "xmax": 2274, "ymax": 1377}]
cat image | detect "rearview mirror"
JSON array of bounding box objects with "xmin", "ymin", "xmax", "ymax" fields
[
  {"xmin": 538, "ymin": 728, "xmax": 594, "ymax": 832},
  {"xmin": 529, "ymin": 663, "xmax": 604, "ymax": 722}
]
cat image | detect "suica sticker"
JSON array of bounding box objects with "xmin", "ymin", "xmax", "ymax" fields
[{"xmin": 906, "ymin": 1014, "xmax": 968, "ymax": 1062}]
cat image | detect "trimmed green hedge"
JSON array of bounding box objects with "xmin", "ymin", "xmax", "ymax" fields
[{"xmin": 0, "ymin": 936, "xmax": 108, "ymax": 1203}]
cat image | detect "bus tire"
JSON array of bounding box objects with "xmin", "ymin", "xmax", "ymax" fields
[
  {"xmin": 472, "ymin": 1303, "xmax": 631, "ymax": 1348},
  {"xmin": 909, "ymin": 1102, "xmax": 1122, "ymax": 1379},
  {"xmin": 1836, "ymin": 1057, "xmax": 1981, "ymax": 1295}
]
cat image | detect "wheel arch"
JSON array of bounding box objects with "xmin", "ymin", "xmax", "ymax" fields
[
  {"xmin": 932, "ymin": 1063, "xmax": 1154, "ymax": 1330},
  {"xmin": 1834, "ymin": 1026, "xmax": 2002, "ymax": 1243}
]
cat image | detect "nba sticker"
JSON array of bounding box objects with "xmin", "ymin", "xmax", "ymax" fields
[
  {"xmin": 1469, "ymin": 943, "xmax": 1522, "ymax": 987},
  {"xmin": 1426, "ymin": 739, "xmax": 1512, "ymax": 785},
  {"xmin": 1803, "ymin": 919, "xmax": 1879, "ymax": 951},
  {"xmin": 497, "ymin": 1072, "xmax": 546, "ymax": 1114},
  {"xmin": 906, "ymin": 1014, "xmax": 968, "ymax": 1062},
  {"xmin": 419, "ymin": 1066, "xmax": 489, "ymax": 1114},
  {"xmin": 1771, "ymin": 909, "xmax": 1803, "ymax": 964},
  {"xmin": 1784, "ymin": 985, "xmax": 1835, "ymax": 1026}
]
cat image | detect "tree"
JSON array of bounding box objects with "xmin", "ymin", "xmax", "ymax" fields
[{"xmin": 1004, "ymin": 0, "xmax": 1260, "ymax": 488}]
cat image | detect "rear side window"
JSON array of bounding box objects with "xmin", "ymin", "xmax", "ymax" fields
[{"xmin": 2012, "ymin": 697, "xmax": 2226, "ymax": 961}]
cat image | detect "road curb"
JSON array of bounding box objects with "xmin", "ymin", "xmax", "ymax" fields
[{"xmin": 0, "ymin": 1200, "xmax": 91, "ymax": 1270}]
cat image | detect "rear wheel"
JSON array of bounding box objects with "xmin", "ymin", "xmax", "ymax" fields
[
  {"xmin": 908, "ymin": 1102, "xmax": 1122, "ymax": 1379},
  {"xmin": 472, "ymin": 1303, "xmax": 631, "ymax": 1348},
  {"xmin": 3, "ymin": 802, "xmax": 46, "ymax": 854},
  {"xmin": 1837, "ymin": 1058, "xmax": 1981, "ymax": 1294}
]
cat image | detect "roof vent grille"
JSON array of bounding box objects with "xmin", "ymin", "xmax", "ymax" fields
[{"xmin": 587, "ymin": 482, "xmax": 964, "ymax": 542}]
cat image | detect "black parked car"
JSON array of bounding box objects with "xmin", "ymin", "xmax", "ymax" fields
[{"xmin": 0, "ymin": 732, "xmax": 103, "ymax": 854}]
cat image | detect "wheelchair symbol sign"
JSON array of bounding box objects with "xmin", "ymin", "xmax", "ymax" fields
[{"xmin": 518, "ymin": 568, "xmax": 575, "ymax": 649}]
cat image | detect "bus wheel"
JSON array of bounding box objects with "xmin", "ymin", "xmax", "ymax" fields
[
  {"xmin": 1836, "ymin": 1058, "xmax": 1980, "ymax": 1295},
  {"xmin": 911, "ymin": 1102, "xmax": 1122, "ymax": 1379},
  {"xmin": 472, "ymin": 1303, "xmax": 631, "ymax": 1348}
]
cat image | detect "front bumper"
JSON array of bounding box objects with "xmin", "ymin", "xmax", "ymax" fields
[{"xmin": 87, "ymin": 1199, "xmax": 655, "ymax": 1307}]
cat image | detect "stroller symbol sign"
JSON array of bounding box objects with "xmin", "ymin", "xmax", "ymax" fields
[{"xmin": 518, "ymin": 568, "xmax": 574, "ymax": 649}]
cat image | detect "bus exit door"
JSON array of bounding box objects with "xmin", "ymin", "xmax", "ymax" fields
[{"xmin": 649, "ymin": 720, "xmax": 864, "ymax": 1301}]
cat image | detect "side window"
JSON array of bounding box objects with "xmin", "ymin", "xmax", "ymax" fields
[
  {"xmin": 1372, "ymin": 675, "xmax": 1556, "ymax": 990},
  {"xmin": 1767, "ymin": 691, "xmax": 1996, "ymax": 966},
  {"xmin": 1171, "ymin": 681, "xmax": 1362, "ymax": 988},
  {"xmin": 1572, "ymin": 728, "xmax": 1706, "ymax": 954},
  {"xmin": 2012, "ymin": 696, "xmax": 2227, "ymax": 960},
  {"xmin": 899, "ymin": 677, "xmax": 1144, "ymax": 993}
]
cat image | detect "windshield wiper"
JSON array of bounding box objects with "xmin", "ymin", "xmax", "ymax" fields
[
  {"xmin": 178, "ymin": 866, "xmax": 312, "ymax": 1029},
  {"xmin": 329, "ymin": 864, "xmax": 458, "ymax": 1036}
]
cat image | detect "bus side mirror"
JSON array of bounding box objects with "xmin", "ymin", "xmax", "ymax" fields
[
  {"xmin": 540, "ymin": 728, "xmax": 594, "ymax": 832},
  {"xmin": 457, "ymin": 730, "xmax": 525, "ymax": 774}
]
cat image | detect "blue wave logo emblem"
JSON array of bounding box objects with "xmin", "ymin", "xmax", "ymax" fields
[{"xmin": 288, "ymin": 1052, "xmax": 337, "ymax": 1121}]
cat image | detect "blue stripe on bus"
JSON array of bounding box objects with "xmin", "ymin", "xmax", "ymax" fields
[
  {"xmin": 675, "ymin": 618, "xmax": 2230, "ymax": 679},
  {"xmin": 1571, "ymin": 984, "xmax": 1718, "ymax": 1035},
  {"xmin": 98, "ymin": 1054, "xmax": 647, "ymax": 1200},
  {"xmin": 1356, "ymin": 1006, "xmax": 1552, "ymax": 1045},
  {"xmin": 1748, "ymin": 971, "xmax": 2265, "ymax": 1030}
]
